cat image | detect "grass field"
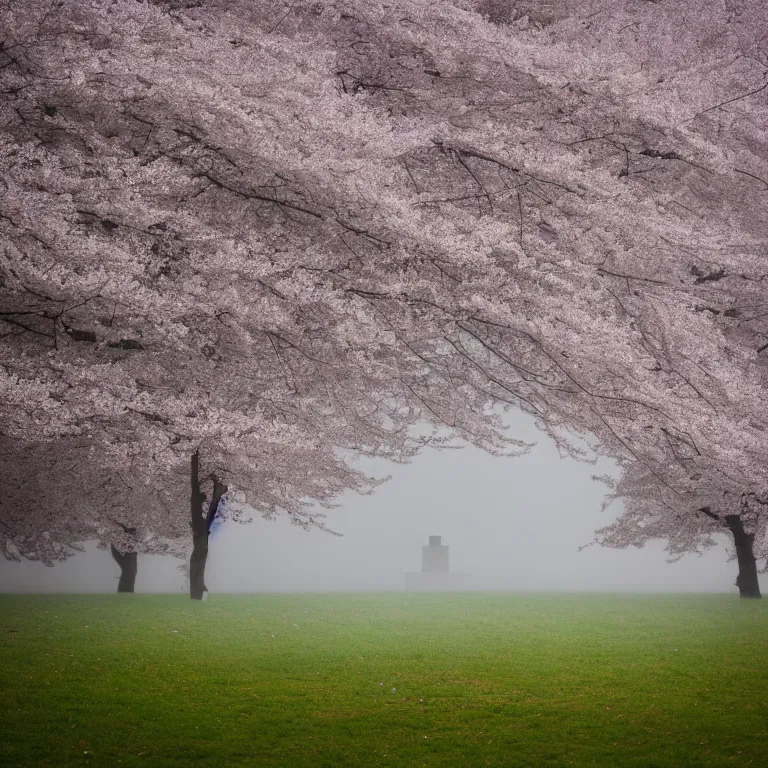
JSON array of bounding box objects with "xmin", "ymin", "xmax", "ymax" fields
[{"xmin": 0, "ymin": 593, "xmax": 766, "ymax": 767}]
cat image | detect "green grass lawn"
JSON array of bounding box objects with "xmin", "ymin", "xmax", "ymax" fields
[{"xmin": 0, "ymin": 593, "xmax": 766, "ymax": 767}]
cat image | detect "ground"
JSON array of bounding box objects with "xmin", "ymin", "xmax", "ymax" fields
[{"xmin": 0, "ymin": 593, "xmax": 766, "ymax": 767}]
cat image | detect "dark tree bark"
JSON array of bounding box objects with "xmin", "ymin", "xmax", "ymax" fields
[
  {"xmin": 725, "ymin": 515, "xmax": 761, "ymax": 599},
  {"xmin": 189, "ymin": 451, "xmax": 207, "ymax": 600},
  {"xmin": 189, "ymin": 533, "xmax": 208, "ymax": 600},
  {"xmin": 189, "ymin": 450, "xmax": 227, "ymax": 600},
  {"xmin": 110, "ymin": 546, "xmax": 138, "ymax": 593}
]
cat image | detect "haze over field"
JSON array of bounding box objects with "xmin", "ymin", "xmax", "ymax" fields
[{"xmin": 3, "ymin": 412, "xmax": 757, "ymax": 595}]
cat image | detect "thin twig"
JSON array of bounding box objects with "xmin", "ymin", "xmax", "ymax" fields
[{"xmin": 691, "ymin": 80, "xmax": 768, "ymax": 119}]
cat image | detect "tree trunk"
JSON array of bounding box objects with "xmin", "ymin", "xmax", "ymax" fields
[
  {"xmin": 725, "ymin": 515, "xmax": 761, "ymax": 599},
  {"xmin": 110, "ymin": 546, "xmax": 138, "ymax": 593},
  {"xmin": 188, "ymin": 450, "xmax": 227, "ymax": 600},
  {"xmin": 189, "ymin": 532, "xmax": 208, "ymax": 600}
]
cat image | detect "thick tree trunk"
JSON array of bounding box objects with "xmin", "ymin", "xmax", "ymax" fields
[
  {"xmin": 725, "ymin": 515, "xmax": 761, "ymax": 599},
  {"xmin": 110, "ymin": 546, "xmax": 138, "ymax": 593},
  {"xmin": 189, "ymin": 450, "xmax": 227, "ymax": 600}
]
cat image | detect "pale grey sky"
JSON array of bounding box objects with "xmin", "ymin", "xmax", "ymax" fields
[{"xmin": 1, "ymin": 410, "xmax": 757, "ymax": 594}]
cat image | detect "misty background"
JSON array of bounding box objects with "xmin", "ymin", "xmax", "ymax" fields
[{"xmin": 2, "ymin": 411, "xmax": 758, "ymax": 594}]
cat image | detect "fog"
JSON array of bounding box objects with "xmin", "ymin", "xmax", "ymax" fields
[{"xmin": 1, "ymin": 411, "xmax": 759, "ymax": 594}]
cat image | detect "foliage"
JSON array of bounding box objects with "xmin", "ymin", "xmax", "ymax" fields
[{"xmin": 0, "ymin": 0, "xmax": 516, "ymax": 561}]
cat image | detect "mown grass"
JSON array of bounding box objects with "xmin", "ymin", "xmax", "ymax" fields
[{"xmin": 0, "ymin": 593, "xmax": 766, "ymax": 767}]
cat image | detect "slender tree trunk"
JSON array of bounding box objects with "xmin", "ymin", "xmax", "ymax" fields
[
  {"xmin": 189, "ymin": 533, "xmax": 208, "ymax": 600},
  {"xmin": 189, "ymin": 451, "xmax": 207, "ymax": 600},
  {"xmin": 110, "ymin": 546, "xmax": 138, "ymax": 593},
  {"xmin": 189, "ymin": 450, "xmax": 227, "ymax": 600},
  {"xmin": 725, "ymin": 515, "xmax": 761, "ymax": 599}
]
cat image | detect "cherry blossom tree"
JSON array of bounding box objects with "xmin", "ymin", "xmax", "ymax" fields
[
  {"xmin": 0, "ymin": 0, "xmax": 518, "ymax": 597},
  {"xmin": 466, "ymin": 0, "xmax": 768, "ymax": 593},
  {"xmin": 0, "ymin": 436, "xmax": 186, "ymax": 591},
  {"xmin": 2, "ymin": 0, "xmax": 766, "ymax": 598},
  {"xmin": 282, "ymin": 0, "xmax": 767, "ymax": 591},
  {"xmin": 592, "ymin": 463, "xmax": 767, "ymax": 599},
  {"xmin": 0, "ymin": 436, "xmax": 186, "ymax": 581},
  {"xmin": 0, "ymin": 425, "xmax": 410, "ymax": 595}
]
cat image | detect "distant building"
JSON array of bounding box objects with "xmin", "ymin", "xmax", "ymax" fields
[
  {"xmin": 422, "ymin": 535, "xmax": 449, "ymax": 572},
  {"xmin": 405, "ymin": 535, "xmax": 471, "ymax": 591}
]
